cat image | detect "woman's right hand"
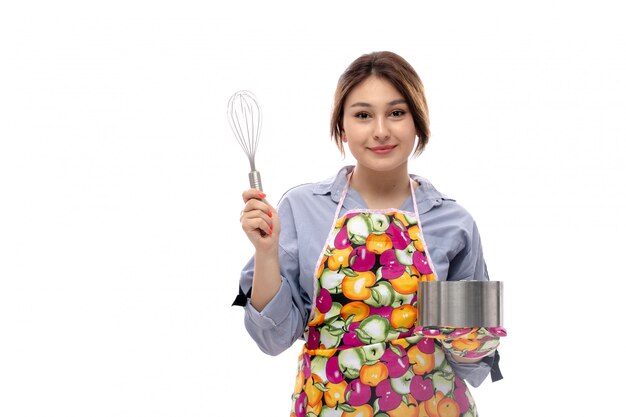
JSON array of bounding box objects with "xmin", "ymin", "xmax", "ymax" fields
[{"xmin": 240, "ymin": 189, "xmax": 280, "ymax": 252}]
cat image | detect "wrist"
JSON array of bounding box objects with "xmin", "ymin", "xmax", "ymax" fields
[{"xmin": 254, "ymin": 244, "xmax": 279, "ymax": 260}]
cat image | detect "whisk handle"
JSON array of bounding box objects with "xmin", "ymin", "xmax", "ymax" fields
[{"xmin": 249, "ymin": 170, "xmax": 263, "ymax": 192}]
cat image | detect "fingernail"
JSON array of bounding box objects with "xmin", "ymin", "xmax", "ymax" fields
[
  {"xmin": 268, "ymin": 211, "xmax": 273, "ymax": 218},
  {"xmin": 258, "ymin": 192, "xmax": 266, "ymax": 198}
]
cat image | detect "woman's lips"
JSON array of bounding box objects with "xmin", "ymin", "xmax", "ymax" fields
[{"xmin": 369, "ymin": 145, "xmax": 396, "ymax": 155}]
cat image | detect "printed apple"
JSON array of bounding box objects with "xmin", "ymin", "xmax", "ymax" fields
[
  {"xmin": 359, "ymin": 362, "xmax": 389, "ymax": 387},
  {"xmin": 342, "ymin": 322, "xmax": 362, "ymax": 347},
  {"xmin": 338, "ymin": 347, "xmax": 366, "ymax": 379},
  {"xmin": 403, "ymin": 213, "xmax": 418, "ymax": 225},
  {"xmin": 387, "ymin": 219, "xmax": 411, "ymax": 250},
  {"xmin": 356, "ymin": 316, "xmax": 390, "ymax": 344},
  {"xmin": 325, "ymin": 356, "xmax": 345, "ymax": 384},
  {"xmin": 347, "ymin": 214, "xmax": 373, "ymax": 246},
  {"xmin": 320, "ymin": 269, "xmax": 344, "ymax": 293},
  {"xmin": 432, "ymin": 371, "xmax": 455, "ymax": 396},
  {"xmin": 316, "ymin": 288, "xmax": 333, "ymax": 314},
  {"xmin": 380, "ymin": 249, "xmax": 405, "ymax": 279},
  {"xmin": 380, "ymin": 345, "xmax": 410, "ymax": 378},
  {"xmin": 319, "ymin": 405, "xmax": 344, "ymax": 417},
  {"xmin": 294, "ymin": 392, "xmax": 308, "ymax": 417},
  {"xmin": 346, "ymin": 379, "xmax": 373, "ymax": 406},
  {"xmin": 389, "ymin": 368, "xmax": 414, "ymax": 395},
  {"xmin": 389, "ymin": 270, "xmax": 418, "ymax": 295},
  {"xmin": 320, "ymin": 324, "xmax": 342, "ymax": 349},
  {"xmin": 375, "ymin": 379, "xmax": 402, "ymax": 411},
  {"xmin": 391, "ymin": 292, "xmax": 416, "ymax": 308},
  {"xmin": 328, "ymin": 246, "xmax": 353, "ymax": 271},
  {"xmin": 362, "ymin": 342, "xmax": 386, "ymax": 362},
  {"xmin": 349, "ymin": 246, "xmax": 376, "ymax": 272},
  {"xmin": 307, "ymin": 327, "xmax": 320, "ymax": 350},
  {"xmin": 393, "ymin": 213, "xmax": 410, "ymax": 227},
  {"xmin": 310, "ymin": 356, "xmax": 329, "ymax": 383},
  {"xmin": 409, "ymin": 375, "xmax": 435, "ymax": 401},
  {"xmin": 334, "ymin": 226, "xmax": 352, "ymax": 249},
  {"xmin": 433, "ymin": 347, "xmax": 446, "ymax": 370},
  {"xmin": 394, "ymin": 243, "xmax": 417, "ymax": 266},
  {"xmin": 412, "ymin": 251, "xmax": 433, "ymax": 275},
  {"xmin": 364, "ymin": 281, "xmax": 396, "ymax": 308},
  {"xmin": 325, "ymin": 302, "xmax": 343, "ymax": 322},
  {"xmin": 324, "ymin": 380, "xmax": 348, "ymax": 408},
  {"xmin": 366, "ymin": 233, "xmax": 393, "ymax": 255},
  {"xmin": 342, "ymin": 271, "xmax": 376, "ymax": 300},
  {"xmin": 370, "ymin": 213, "xmax": 390, "ymax": 233},
  {"xmin": 340, "ymin": 301, "xmax": 371, "ymax": 322},
  {"xmin": 417, "ymin": 337, "xmax": 435, "ymax": 354},
  {"xmin": 302, "ymin": 353, "xmax": 312, "ymax": 378}
]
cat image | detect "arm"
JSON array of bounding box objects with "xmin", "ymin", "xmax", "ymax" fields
[
  {"xmin": 238, "ymin": 189, "xmax": 310, "ymax": 356},
  {"xmin": 444, "ymin": 214, "xmax": 502, "ymax": 385},
  {"xmin": 240, "ymin": 189, "xmax": 281, "ymax": 311}
]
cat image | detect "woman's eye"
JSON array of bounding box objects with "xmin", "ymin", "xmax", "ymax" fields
[
  {"xmin": 355, "ymin": 112, "xmax": 370, "ymax": 119},
  {"xmin": 390, "ymin": 110, "xmax": 405, "ymax": 117}
]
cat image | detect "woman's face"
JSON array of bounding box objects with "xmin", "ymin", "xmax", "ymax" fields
[{"xmin": 342, "ymin": 75, "xmax": 417, "ymax": 174}]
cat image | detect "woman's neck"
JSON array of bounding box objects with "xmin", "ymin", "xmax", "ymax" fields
[{"xmin": 350, "ymin": 164, "xmax": 414, "ymax": 209}]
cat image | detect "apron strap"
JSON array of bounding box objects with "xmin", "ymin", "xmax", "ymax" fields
[
  {"xmin": 409, "ymin": 177, "xmax": 419, "ymax": 215},
  {"xmin": 482, "ymin": 349, "xmax": 504, "ymax": 382},
  {"xmin": 490, "ymin": 350, "xmax": 504, "ymax": 382},
  {"xmin": 335, "ymin": 171, "xmax": 353, "ymax": 219}
]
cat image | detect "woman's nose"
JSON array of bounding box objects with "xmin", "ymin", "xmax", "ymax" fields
[{"xmin": 374, "ymin": 117, "xmax": 390, "ymax": 141}]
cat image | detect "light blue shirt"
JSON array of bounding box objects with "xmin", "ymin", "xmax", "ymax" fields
[{"xmin": 237, "ymin": 165, "xmax": 497, "ymax": 387}]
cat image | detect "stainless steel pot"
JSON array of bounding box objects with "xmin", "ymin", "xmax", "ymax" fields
[{"xmin": 418, "ymin": 281, "xmax": 503, "ymax": 328}]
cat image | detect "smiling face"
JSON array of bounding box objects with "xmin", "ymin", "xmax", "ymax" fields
[{"xmin": 342, "ymin": 75, "xmax": 418, "ymax": 175}]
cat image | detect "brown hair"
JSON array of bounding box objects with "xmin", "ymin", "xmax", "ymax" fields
[{"xmin": 330, "ymin": 51, "xmax": 430, "ymax": 156}]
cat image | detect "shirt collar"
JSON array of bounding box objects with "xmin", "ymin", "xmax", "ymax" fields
[{"xmin": 312, "ymin": 165, "xmax": 450, "ymax": 213}]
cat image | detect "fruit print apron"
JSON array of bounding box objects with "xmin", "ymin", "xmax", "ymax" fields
[{"xmin": 291, "ymin": 175, "xmax": 495, "ymax": 417}]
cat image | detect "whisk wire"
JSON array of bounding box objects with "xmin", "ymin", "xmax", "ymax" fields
[{"xmin": 228, "ymin": 90, "xmax": 264, "ymax": 190}]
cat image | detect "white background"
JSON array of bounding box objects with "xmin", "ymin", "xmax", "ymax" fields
[{"xmin": 1, "ymin": 1, "xmax": 624, "ymax": 416}]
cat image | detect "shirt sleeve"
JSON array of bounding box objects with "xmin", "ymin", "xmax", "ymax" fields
[
  {"xmin": 440, "ymin": 206, "xmax": 500, "ymax": 386},
  {"xmin": 237, "ymin": 195, "xmax": 312, "ymax": 356},
  {"xmin": 446, "ymin": 214, "xmax": 489, "ymax": 281}
]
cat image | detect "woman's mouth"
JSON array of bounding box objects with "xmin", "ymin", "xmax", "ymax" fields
[{"xmin": 369, "ymin": 145, "xmax": 396, "ymax": 155}]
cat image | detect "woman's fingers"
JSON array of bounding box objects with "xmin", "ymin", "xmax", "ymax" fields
[
  {"xmin": 241, "ymin": 201, "xmax": 273, "ymax": 228},
  {"xmin": 242, "ymin": 188, "xmax": 267, "ymax": 203},
  {"xmin": 241, "ymin": 208, "xmax": 272, "ymax": 232},
  {"xmin": 243, "ymin": 216, "xmax": 273, "ymax": 236},
  {"xmin": 240, "ymin": 189, "xmax": 278, "ymax": 243}
]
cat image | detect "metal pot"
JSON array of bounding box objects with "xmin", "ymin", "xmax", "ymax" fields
[{"xmin": 418, "ymin": 281, "xmax": 503, "ymax": 328}]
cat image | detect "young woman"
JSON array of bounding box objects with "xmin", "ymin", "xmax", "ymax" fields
[{"xmin": 235, "ymin": 51, "xmax": 503, "ymax": 417}]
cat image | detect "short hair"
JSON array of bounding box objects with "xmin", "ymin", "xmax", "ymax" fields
[{"xmin": 330, "ymin": 51, "xmax": 430, "ymax": 156}]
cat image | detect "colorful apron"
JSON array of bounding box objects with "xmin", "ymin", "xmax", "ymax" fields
[{"xmin": 290, "ymin": 175, "xmax": 502, "ymax": 417}]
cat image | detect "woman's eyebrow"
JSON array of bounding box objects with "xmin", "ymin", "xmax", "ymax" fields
[
  {"xmin": 388, "ymin": 99, "xmax": 407, "ymax": 105},
  {"xmin": 349, "ymin": 99, "xmax": 407, "ymax": 108}
]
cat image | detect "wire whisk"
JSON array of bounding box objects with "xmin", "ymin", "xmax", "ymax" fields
[{"xmin": 228, "ymin": 90, "xmax": 263, "ymax": 191}]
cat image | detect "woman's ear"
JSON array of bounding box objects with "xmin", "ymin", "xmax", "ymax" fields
[{"xmin": 341, "ymin": 132, "xmax": 348, "ymax": 143}]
